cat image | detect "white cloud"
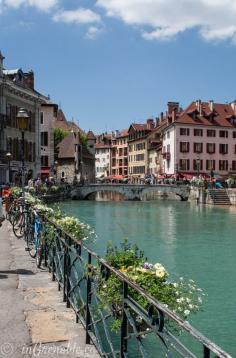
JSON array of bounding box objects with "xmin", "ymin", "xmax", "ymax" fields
[
  {"xmin": 85, "ymin": 26, "xmax": 101, "ymax": 39},
  {"xmin": 96, "ymin": 0, "xmax": 236, "ymax": 42},
  {"xmin": 1, "ymin": 0, "xmax": 57, "ymax": 11},
  {"xmin": 53, "ymin": 8, "xmax": 101, "ymax": 24}
]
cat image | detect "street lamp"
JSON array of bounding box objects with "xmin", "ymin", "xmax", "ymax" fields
[
  {"xmin": 6, "ymin": 152, "xmax": 12, "ymax": 183},
  {"xmin": 16, "ymin": 108, "xmax": 29, "ymax": 193}
]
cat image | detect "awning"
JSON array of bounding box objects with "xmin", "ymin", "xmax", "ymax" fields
[
  {"xmin": 105, "ymin": 175, "xmax": 124, "ymax": 180},
  {"xmin": 41, "ymin": 168, "xmax": 50, "ymax": 174}
]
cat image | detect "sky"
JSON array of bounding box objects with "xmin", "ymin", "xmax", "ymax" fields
[{"xmin": 1, "ymin": 0, "xmax": 236, "ymax": 133}]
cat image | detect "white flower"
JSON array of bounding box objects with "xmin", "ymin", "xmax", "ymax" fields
[
  {"xmin": 198, "ymin": 297, "xmax": 202, "ymax": 303},
  {"xmin": 184, "ymin": 310, "xmax": 190, "ymax": 316}
]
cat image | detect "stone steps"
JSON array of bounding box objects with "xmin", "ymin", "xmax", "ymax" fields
[{"xmin": 208, "ymin": 189, "xmax": 231, "ymax": 205}]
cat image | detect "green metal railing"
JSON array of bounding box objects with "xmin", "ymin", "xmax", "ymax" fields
[{"xmin": 42, "ymin": 217, "xmax": 231, "ymax": 358}]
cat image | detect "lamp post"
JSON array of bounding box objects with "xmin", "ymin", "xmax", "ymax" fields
[
  {"xmin": 6, "ymin": 152, "xmax": 12, "ymax": 183},
  {"xmin": 16, "ymin": 108, "xmax": 29, "ymax": 194}
]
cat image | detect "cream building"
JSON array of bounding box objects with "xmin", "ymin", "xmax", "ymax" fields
[{"xmin": 0, "ymin": 51, "xmax": 47, "ymax": 184}]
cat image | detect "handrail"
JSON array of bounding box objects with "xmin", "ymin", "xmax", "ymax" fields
[{"xmin": 41, "ymin": 214, "xmax": 231, "ymax": 358}]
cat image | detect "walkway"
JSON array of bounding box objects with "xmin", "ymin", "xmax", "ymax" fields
[{"xmin": 0, "ymin": 219, "xmax": 99, "ymax": 358}]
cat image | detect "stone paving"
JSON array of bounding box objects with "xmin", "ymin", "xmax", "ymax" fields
[{"xmin": 0, "ymin": 219, "xmax": 99, "ymax": 358}]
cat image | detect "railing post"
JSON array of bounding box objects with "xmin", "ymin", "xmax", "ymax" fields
[
  {"xmin": 52, "ymin": 245, "xmax": 56, "ymax": 281},
  {"xmin": 203, "ymin": 345, "xmax": 210, "ymax": 358},
  {"xmin": 63, "ymin": 239, "xmax": 67, "ymax": 303},
  {"xmin": 66, "ymin": 237, "xmax": 72, "ymax": 308},
  {"xmin": 86, "ymin": 252, "xmax": 92, "ymax": 344},
  {"xmin": 121, "ymin": 281, "xmax": 128, "ymax": 357}
]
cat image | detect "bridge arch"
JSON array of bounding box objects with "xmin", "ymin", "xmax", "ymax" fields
[{"xmin": 71, "ymin": 184, "xmax": 189, "ymax": 201}]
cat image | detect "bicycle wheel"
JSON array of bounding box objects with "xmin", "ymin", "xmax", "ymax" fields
[
  {"xmin": 13, "ymin": 212, "xmax": 25, "ymax": 238},
  {"xmin": 36, "ymin": 239, "xmax": 43, "ymax": 268},
  {"xmin": 26, "ymin": 227, "xmax": 37, "ymax": 258}
]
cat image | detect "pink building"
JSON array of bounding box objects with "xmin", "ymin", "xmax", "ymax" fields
[{"xmin": 162, "ymin": 100, "xmax": 236, "ymax": 178}]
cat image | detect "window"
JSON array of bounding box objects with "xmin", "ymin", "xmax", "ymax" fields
[
  {"xmin": 219, "ymin": 130, "xmax": 228, "ymax": 138},
  {"xmin": 219, "ymin": 160, "xmax": 228, "ymax": 171},
  {"xmin": 179, "ymin": 159, "xmax": 190, "ymax": 171},
  {"xmin": 194, "ymin": 143, "xmax": 203, "ymax": 153},
  {"xmin": 180, "ymin": 142, "xmax": 189, "ymax": 153},
  {"xmin": 40, "ymin": 112, "xmax": 44, "ymax": 124},
  {"xmin": 41, "ymin": 132, "xmax": 48, "ymax": 146},
  {"xmin": 207, "ymin": 129, "xmax": 216, "ymax": 137},
  {"xmin": 206, "ymin": 143, "xmax": 215, "ymax": 154},
  {"xmin": 180, "ymin": 128, "xmax": 190, "ymax": 136},
  {"xmin": 41, "ymin": 155, "xmax": 49, "ymax": 166},
  {"xmin": 193, "ymin": 159, "xmax": 203, "ymax": 171},
  {"xmin": 232, "ymin": 161, "xmax": 236, "ymax": 171},
  {"xmin": 133, "ymin": 166, "xmax": 145, "ymax": 174},
  {"xmin": 167, "ymin": 131, "xmax": 170, "ymax": 139},
  {"xmin": 206, "ymin": 160, "xmax": 215, "ymax": 170},
  {"xmin": 136, "ymin": 154, "xmax": 144, "ymax": 161},
  {"xmin": 233, "ymin": 131, "xmax": 236, "ymax": 138},
  {"xmin": 194, "ymin": 128, "xmax": 203, "ymax": 136},
  {"xmin": 219, "ymin": 144, "xmax": 228, "ymax": 154}
]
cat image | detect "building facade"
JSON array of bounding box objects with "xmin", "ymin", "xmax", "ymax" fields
[
  {"xmin": 162, "ymin": 100, "xmax": 236, "ymax": 178},
  {"xmin": 40, "ymin": 103, "xmax": 58, "ymax": 178},
  {"xmin": 0, "ymin": 51, "xmax": 47, "ymax": 184},
  {"xmin": 128, "ymin": 120, "xmax": 154, "ymax": 183},
  {"xmin": 95, "ymin": 133, "xmax": 112, "ymax": 179},
  {"xmin": 111, "ymin": 130, "xmax": 129, "ymax": 177}
]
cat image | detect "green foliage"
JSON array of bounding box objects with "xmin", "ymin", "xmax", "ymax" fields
[
  {"xmin": 79, "ymin": 133, "xmax": 88, "ymax": 147},
  {"xmin": 54, "ymin": 128, "xmax": 69, "ymax": 148},
  {"xmin": 97, "ymin": 240, "xmax": 206, "ymax": 332}
]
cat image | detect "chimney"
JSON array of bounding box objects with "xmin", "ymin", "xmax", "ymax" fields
[
  {"xmin": 196, "ymin": 99, "xmax": 202, "ymax": 116},
  {"xmin": 172, "ymin": 110, "xmax": 176, "ymax": 123},
  {"xmin": 231, "ymin": 101, "xmax": 236, "ymax": 115},
  {"xmin": 0, "ymin": 51, "xmax": 5, "ymax": 77},
  {"xmin": 160, "ymin": 112, "xmax": 164, "ymax": 121},
  {"xmin": 24, "ymin": 70, "xmax": 34, "ymax": 90},
  {"xmin": 146, "ymin": 118, "xmax": 155, "ymax": 129},
  {"xmin": 209, "ymin": 100, "xmax": 214, "ymax": 112},
  {"xmin": 167, "ymin": 102, "xmax": 179, "ymax": 115},
  {"xmin": 155, "ymin": 117, "xmax": 159, "ymax": 127}
]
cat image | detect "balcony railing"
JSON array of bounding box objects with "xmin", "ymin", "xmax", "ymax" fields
[{"xmin": 40, "ymin": 214, "xmax": 231, "ymax": 358}]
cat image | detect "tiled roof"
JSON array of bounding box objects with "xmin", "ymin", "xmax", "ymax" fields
[
  {"xmin": 57, "ymin": 132, "xmax": 94, "ymax": 160},
  {"xmin": 117, "ymin": 129, "xmax": 129, "ymax": 137},
  {"xmin": 87, "ymin": 130, "xmax": 96, "ymax": 139},
  {"xmin": 95, "ymin": 142, "xmax": 111, "ymax": 149},
  {"xmin": 54, "ymin": 109, "xmax": 85, "ymax": 133},
  {"xmin": 57, "ymin": 133, "xmax": 76, "ymax": 159},
  {"xmin": 175, "ymin": 101, "xmax": 236, "ymax": 127}
]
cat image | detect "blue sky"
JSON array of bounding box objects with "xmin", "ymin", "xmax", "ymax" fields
[{"xmin": 1, "ymin": 0, "xmax": 236, "ymax": 132}]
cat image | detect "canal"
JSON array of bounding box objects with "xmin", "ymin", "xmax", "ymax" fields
[{"xmin": 58, "ymin": 198, "xmax": 236, "ymax": 356}]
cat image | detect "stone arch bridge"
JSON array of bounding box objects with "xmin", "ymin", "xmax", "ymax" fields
[{"xmin": 70, "ymin": 184, "xmax": 190, "ymax": 201}]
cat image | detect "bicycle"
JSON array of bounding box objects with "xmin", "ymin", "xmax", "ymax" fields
[{"xmin": 25, "ymin": 210, "xmax": 46, "ymax": 268}]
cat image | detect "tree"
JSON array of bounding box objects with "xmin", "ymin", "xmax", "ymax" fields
[{"xmin": 54, "ymin": 128, "xmax": 69, "ymax": 148}]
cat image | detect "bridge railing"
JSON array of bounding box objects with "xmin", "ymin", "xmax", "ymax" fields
[{"xmin": 42, "ymin": 216, "xmax": 231, "ymax": 358}]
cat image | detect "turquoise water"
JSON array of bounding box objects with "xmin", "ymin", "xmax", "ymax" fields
[{"xmin": 58, "ymin": 200, "xmax": 236, "ymax": 356}]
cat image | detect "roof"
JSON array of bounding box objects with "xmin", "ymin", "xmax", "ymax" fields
[
  {"xmin": 54, "ymin": 109, "xmax": 85, "ymax": 133},
  {"xmin": 57, "ymin": 132, "xmax": 94, "ymax": 160},
  {"xmin": 116, "ymin": 129, "xmax": 129, "ymax": 138},
  {"xmin": 130, "ymin": 123, "xmax": 150, "ymax": 131},
  {"xmin": 3, "ymin": 69, "xmax": 21, "ymax": 75},
  {"xmin": 87, "ymin": 130, "xmax": 96, "ymax": 140},
  {"xmin": 174, "ymin": 101, "xmax": 236, "ymax": 128},
  {"xmin": 95, "ymin": 142, "xmax": 111, "ymax": 149},
  {"xmin": 57, "ymin": 133, "xmax": 76, "ymax": 159}
]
